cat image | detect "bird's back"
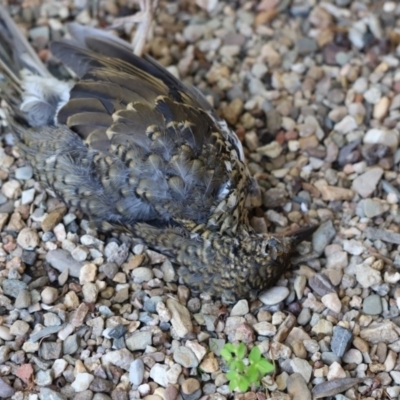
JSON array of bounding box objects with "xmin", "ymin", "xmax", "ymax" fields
[{"xmin": 0, "ymin": 17, "xmax": 255, "ymax": 235}]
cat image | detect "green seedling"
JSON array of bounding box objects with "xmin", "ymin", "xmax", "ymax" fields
[{"xmin": 220, "ymin": 342, "xmax": 274, "ymax": 392}]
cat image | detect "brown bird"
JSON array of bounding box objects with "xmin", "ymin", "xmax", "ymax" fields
[{"xmin": 0, "ymin": 8, "xmax": 316, "ymax": 303}]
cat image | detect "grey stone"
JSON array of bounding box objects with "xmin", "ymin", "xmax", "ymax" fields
[
  {"xmin": 296, "ymin": 37, "xmax": 318, "ymax": 54},
  {"xmin": 331, "ymin": 326, "xmax": 353, "ymax": 357},
  {"xmin": 35, "ymin": 369, "xmax": 53, "ymax": 386},
  {"xmin": 129, "ymin": 358, "xmax": 145, "ymax": 386},
  {"xmin": 362, "ymin": 294, "xmax": 382, "ymax": 315},
  {"xmin": 46, "ymin": 249, "xmax": 84, "ymax": 278},
  {"xmin": 287, "ymin": 373, "xmax": 312, "ymax": 400},
  {"xmin": 63, "ymin": 334, "xmax": 80, "ymax": 355},
  {"xmin": 173, "ymin": 346, "xmax": 199, "ymax": 368},
  {"xmin": 14, "ymin": 290, "xmax": 32, "ymax": 309},
  {"xmin": 126, "ymin": 331, "xmax": 152, "ymax": 351},
  {"xmin": 312, "ymin": 221, "xmax": 336, "ymax": 255},
  {"xmin": 308, "ymin": 274, "xmax": 336, "ymax": 297},
  {"xmin": 0, "ymin": 377, "xmax": 14, "ymax": 398},
  {"xmin": 40, "ymin": 387, "xmax": 67, "ymax": 400},
  {"xmin": 2, "ymin": 279, "xmax": 27, "ymax": 298},
  {"xmin": 15, "ymin": 166, "xmax": 33, "ymax": 180},
  {"xmin": 40, "ymin": 342, "xmax": 62, "ymax": 360},
  {"xmin": 89, "ymin": 377, "xmax": 113, "ymax": 393},
  {"xmin": 321, "ymin": 352, "xmax": 341, "ymax": 365},
  {"xmin": 108, "ymin": 324, "xmax": 127, "ymax": 339}
]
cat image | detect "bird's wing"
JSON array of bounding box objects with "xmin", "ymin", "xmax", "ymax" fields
[{"xmin": 1, "ymin": 19, "xmax": 250, "ymax": 232}]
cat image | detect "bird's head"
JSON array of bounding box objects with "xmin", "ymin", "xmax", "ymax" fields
[{"xmin": 213, "ymin": 225, "xmax": 318, "ymax": 303}]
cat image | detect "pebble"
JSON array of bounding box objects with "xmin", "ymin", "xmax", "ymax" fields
[
  {"xmin": 373, "ymin": 97, "xmax": 390, "ymax": 120},
  {"xmin": 166, "ymin": 299, "xmax": 193, "ymax": 338},
  {"xmin": 3, "ymin": 279, "xmax": 27, "ymax": 298},
  {"xmin": 363, "ymin": 129, "xmax": 398, "ymax": 151},
  {"xmin": 14, "ymin": 290, "xmax": 32, "ymax": 309},
  {"xmin": 15, "ymin": 166, "xmax": 33, "ymax": 180},
  {"xmin": 21, "ymin": 188, "xmax": 35, "ymax": 204},
  {"xmin": 52, "ymin": 359, "xmax": 68, "ymax": 378},
  {"xmin": 351, "ymin": 167, "xmax": 384, "ymax": 198},
  {"xmin": 296, "ymin": 37, "xmax": 318, "ymax": 54},
  {"xmin": 342, "ymin": 239, "xmax": 364, "ymax": 256},
  {"xmin": 312, "ymin": 221, "xmax": 336, "ymax": 255},
  {"xmin": 173, "ymin": 346, "xmax": 198, "ymax": 368},
  {"xmin": 363, "ymin": 198, "xmax": 389, "ymax": 218},
  {"xmin": 181, "ymin": 378, "xmax": 201, "ymax": 400},
  {"xmin": 355, "ymin": 263, "xmax": 382, "ymax": 288},
  {"xmin": 343, "ymin": 349, "xmax": 362, "ymax": 365},
  {"xmin": 199, "ymin": 352, "xmax": 219, "ymax": 373},
  {"xmin": 364, "ymin": 86, "xmax": 382, "ymax": 104},
  {"xmin": 308, "ymin": 274, "xmax": 336, "ymax": 296},
  {"xmin": 41, "ymin": 287, "xmax": 58, "ymax": 304},
  {"xmin": 40, "ymin": 388, "xmax": 66, "ymax": 400},
  {"xmin": 259, "ymin": 286, "xmax": 289, "ymax": 305},
  {"xmin": 129, "ymin": 359, "xmax": 145, "ymax": 386},
  {"xmin": 257, "ymin": 141, "xmax": 282, "ymax": 158},
  {"xmin": 102, "ymin": 348, "xmax": 134, "ymax": 371},
  {"xmin": 230, "ymin": 299, "xmax": 249, "ymax": 316},
  {"xmin": 253, "ymin": 321, "xmax": 276, "ymax": 336},
  {"xmin": 132, "ymin": 267, "xmax": 154, "ymax": 282},
  {"xmin": 287, "ymin": 373, "xmax": 312, "ymax": 400},
  {"xmin": 1, "ymin": 179, "xmax": 21, "ymax": 199},
  {"xmin": 334, "ymin": 115, "xmax": 358, "ymax": 134},
  {"xmin": 150, "ymin": 364, "xmax": 169, "ymax": 387},
  {"xmin": 71, "ymin": 373, "xmax": 95, "ymax": 392},
  {"xmin": 0, "ymin": 326, "xmax": 14, "ymax": 341},
  {"xmin": 311, "ymin": 319, "xmax": 333, "ymax": 335},
  {"xmin": 46, "ymin": 249, "xmax": 83, "ymax": 278},
  {"xmin": 327, "ymin": 361, "xmax": 347, "ymax": 380},
  {"xmin": 321, "ymin": 293, "xmax": 342, "ymax": 314},
  {"xmin": 362, "ymin": 294, "xmax": 382, "ymax": 315},
  {"xmin": 63, "ymin": 334, "xmax": 80, "ymax": 355},
  {"xmin": 79, "ymin": 263, "xmax": 97, "ymax": 284},
  {"xmin": 291, "ymin": 358, "xmax": 312, "ymax": 382},
  {"xmin": 166, "ymin": 363, "xmax": 182, "ymax": 385},
  {"xmin": 17, "ymin": 227, "xmax": 40, "ymax": 250},
  {"xmin": 331, "ymin": 326, "xmax": 353, "ymax": 357},
  {"xmin": 126, "ymin": 331, "xmax": 152, "ymax": 351},
  {"xmin": 185, "ymin": 340, "xmax": 206, "ymax": 362},
  {"xmin": 160, "ymin": 260, "xmax": 176, "ymax": 282},
  {"xmin": 42, "ymin": 208, "xmax": 66, "ymax": 232},
  {"xmin": 10, "ymin": 320, "xmax": 30, "ymax": 336}
]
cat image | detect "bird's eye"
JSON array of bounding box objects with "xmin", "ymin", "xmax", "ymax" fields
[{"xmin": 264, "ymin": 238, "xmax": 278, "ymax": 254}]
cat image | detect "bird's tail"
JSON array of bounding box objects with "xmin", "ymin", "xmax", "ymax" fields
[{"xmin": 0, "ymin": 6, "xmax": 71, "ymax": 129}]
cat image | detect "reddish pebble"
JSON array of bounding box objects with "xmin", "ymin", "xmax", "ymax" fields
[{"xmin": 285, "ymin": 130, "xmax": 299, "ymax": 141}]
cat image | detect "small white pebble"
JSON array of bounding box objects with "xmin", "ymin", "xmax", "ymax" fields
[{"xmin": 41, "ymin": 287, "xmax": 58, "ymax": 305}]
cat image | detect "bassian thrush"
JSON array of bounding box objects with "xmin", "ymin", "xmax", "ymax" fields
[{"xmin": 0, "ymin": 8, "xmax": 316, "ymax": 303}]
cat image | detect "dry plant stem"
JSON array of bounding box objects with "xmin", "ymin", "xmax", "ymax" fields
[{"xmin": 109, "ymin": 0, "xmax": 159, "ymax": 56}]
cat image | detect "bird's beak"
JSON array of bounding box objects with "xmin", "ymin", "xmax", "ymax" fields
[{"xmin": 286, "ymin": 224, "xmax": 319, "ymax": 247}]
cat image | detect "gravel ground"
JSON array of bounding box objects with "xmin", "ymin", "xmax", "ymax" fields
[{"xmin": 1, "ymin": 0, "xmax": 400, "ymax": 399}]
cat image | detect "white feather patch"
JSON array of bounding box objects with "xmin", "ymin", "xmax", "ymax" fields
[{"xmin": 20, "ymin": 71, "xmax": 72, "ymax": 124}]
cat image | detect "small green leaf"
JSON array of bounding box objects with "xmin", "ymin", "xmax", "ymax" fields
[
  {"xmin": 256, "ymin": 359, "xmax": 275, "ymax": 374},
  {"xmin": 247, "ymin": 364, "xmax": 260, "ymax": 383},
  {"xmin": 229, "ymin": 378, "xmax": 239, "ymax": 391},
  {"xmin": 236, "ymin": 342, "xmax": 246, "ymax": 359},
  {"xmin": 220, "ymin": 348, "xmax": 232, "ymax": 362},
  {"xmin": 238, "ymin": 376, "xmax": 250, "ymax": 392},
  {"xmin": 232, "ymin": 359, "xmax": 246, "ymax": 372},
  {"xmin": 249, "ymin": 346, "xmax": 261, "ymax": 363},
  {"xmin": 224, "ymin": 343, "xmax": 236, "ymax": 353},
  {"xmin": 226, "ymin": 370, "xmax": 237, "ymax": 381}
]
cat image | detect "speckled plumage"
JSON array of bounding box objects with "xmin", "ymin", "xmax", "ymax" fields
[{"xmin": 0, "ymin": 9, "xmax": 316, "ymax": 302}]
